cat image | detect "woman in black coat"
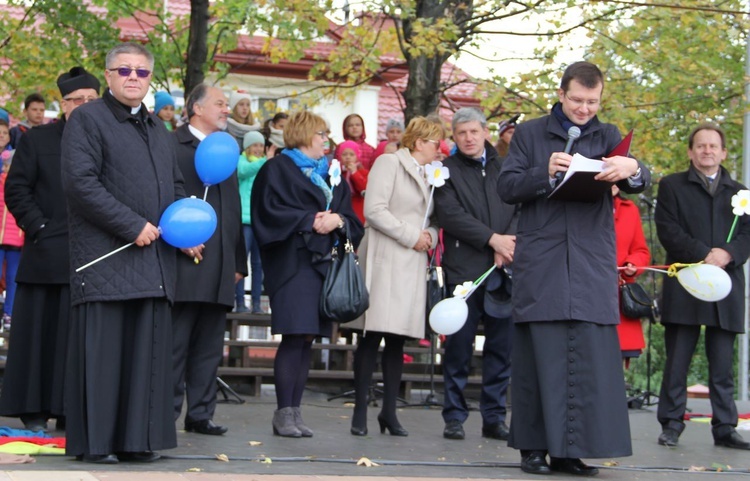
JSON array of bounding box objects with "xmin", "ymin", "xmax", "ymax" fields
[{"xmin": 252, "ymin": 111, "xmax": 363, "ymax": 438}]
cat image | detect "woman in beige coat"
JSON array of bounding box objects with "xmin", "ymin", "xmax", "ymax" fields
[{"xmin": 347, "ymin": 117, "xmax": 442, "ymax": 436}]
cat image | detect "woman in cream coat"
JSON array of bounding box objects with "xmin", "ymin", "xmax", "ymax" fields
[{"xmin": 347, "ymin": 117, "xmax": 442, "ymax": 437}]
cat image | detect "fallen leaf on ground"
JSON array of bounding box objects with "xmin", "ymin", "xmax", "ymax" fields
[
  {"xmin": 356, "ymin": 456, "xmax": 379, "ymax": 467},
  {"xmin": 186, "ymin": 467, "xmax": 202, "ymax": 472},
  {"xmin": 261, "ymin": 457, "xmax": 273, "ymax": 464},
  {"xmin": 215, "ymin": 453, "xmax": 229, "ymax": 462},
  {"xmin": 248, "ymin": 441, "xmax": 263, "ymax": 446},
  {"xmin": 688, "ymin": 465, "xmax": 706, "ymax": 472}
]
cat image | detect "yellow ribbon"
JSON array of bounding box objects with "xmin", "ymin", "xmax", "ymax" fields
[{"xmin": 666, "ymin": 262, "xmax": 703, "ymax": 277}]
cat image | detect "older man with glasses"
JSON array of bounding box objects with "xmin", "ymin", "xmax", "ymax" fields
[
  {"xmin": 61, "ymin": 43, "xmax": 185, "ymax": 464},
  {"xmin": 0, "ymin": 66, "xmax": 100, "ymax": 433}
]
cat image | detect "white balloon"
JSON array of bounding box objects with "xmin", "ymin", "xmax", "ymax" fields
[
  {"xmin": 429, "ymin": 297, "xmax": 469, "ymax": 335},
  {"xmin": 676, "ymin": 264, "xmax": 732, "ymax": 302}
]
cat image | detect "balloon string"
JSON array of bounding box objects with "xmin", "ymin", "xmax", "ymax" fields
[
  {"xmin": 474, "ymin": 264, "xmax": 497, "ymax": 286},
  {"xmin": 464, "ymin": 265, "xmax": 497, "ymax": 301},
  {"xmin": 75, "ymin": 242, "xmax": 134, "ymax": 273},
  {"xmin": 203, "ymin": 185, "xmax": 209, "ymax": 201},
  {"xmin": 617, "ymin": 262, "xmax": 703, "ymax": 277}
]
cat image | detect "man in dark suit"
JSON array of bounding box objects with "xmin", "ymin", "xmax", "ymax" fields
[
  {"xmin": 434, "ymin": 107, "xmax": 516, "ymax": 442},
  {"xmin": 172, "ymin": 84, "xmax": 246, "ymax": 436},
  {"xmin": 0, "ymin": 66, "xmax": 99, "ymax": 432},
  {"xmin": 655, "ymin": 123, "xmax": 750, "ymax": 450}
]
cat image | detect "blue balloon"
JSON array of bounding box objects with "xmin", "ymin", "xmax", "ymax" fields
[
  {"xmin": 159, "ymin": 197, "xmax": 217, "ymax": 248},
  {"xmin": 195, "ymin": 131, "xmax": 240, "ymax": 186}
]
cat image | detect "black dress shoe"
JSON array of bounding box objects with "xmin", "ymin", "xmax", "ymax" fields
[
  {"xmin": 350, "ymin": 425, "xmax": 368, "ymax": 436},
  {"xmin": 482, "ymin": 421, "xmax": 509, "ymax": 440},
  {"xmin": 657, "ymin": 428, "xmax": 680, "ymax": 447},
  {"xmin": 520, "ymin": 451, "xmax": 551, "ymax": 475},
  {"xmin": 443, "ymin": 419, "xmax": 465, "ymax": 440},
  {"xmin": 549, "ymin": 457, "xmax": 599, "ymax": 476},
  {"xmin": 185, "ymin": 419, "xmax": 228, "ymax": 435},
  {"xmin": 77, "ymin": 454, "xmax": 119, "ymax": 464},
  {"xmin": 715, "ymin": 431, "xmax": 750, "ymax": 450},
  {"xmin": 117, "ymin": 451, "xmax": 161, "ymax": 463}
]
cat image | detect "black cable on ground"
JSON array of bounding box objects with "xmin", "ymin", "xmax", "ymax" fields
[{"xmin": 159, "ymin": 454, "xmax": 750, "ymax": 474}]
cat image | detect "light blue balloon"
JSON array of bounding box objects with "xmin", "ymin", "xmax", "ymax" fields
[
  {"xmin": 159, "ymin": 197, "xmax": 217, "ymax": 248},
  {"xmin": 195, "ymin": 131, "xmax": 240, "ymax": 186}
]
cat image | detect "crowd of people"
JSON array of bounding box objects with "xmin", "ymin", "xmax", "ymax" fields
[{"xmin": 0, "ymin": 43, "xmax": 749, "ymax": 476}]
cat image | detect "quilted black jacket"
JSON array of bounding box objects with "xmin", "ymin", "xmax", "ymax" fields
[{"xmin": 60, "ymin": 91, "xmax": 185, "ymax": 306}]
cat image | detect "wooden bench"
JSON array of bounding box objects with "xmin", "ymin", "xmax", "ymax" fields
[
  {"xmin": 221, "ymin": 312, "xmax": 486, "ymax": 398},
  {"xmin": 217, "ymin": 365, "xmax": 482, "ymax": 399}
]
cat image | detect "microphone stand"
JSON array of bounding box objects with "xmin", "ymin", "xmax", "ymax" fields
[{"xmin": 628, "ymin": 195, "xmax": 659, "ymax": 409}]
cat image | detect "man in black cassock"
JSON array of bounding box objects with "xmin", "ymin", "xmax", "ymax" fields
[
  {"xmin": 60, "ymin": 42, "xmax": 184, "ymax": 464},
  {"xmin": 498, "ymin": 61, "xmax": 649, "ymax": 476},
  {"xmin": 172, "ymin": 84, "xmax": 246, "ymax": 436},
  {"xmin": 0, "ymin": 66, "xmax": 100, "ymax": 431}
]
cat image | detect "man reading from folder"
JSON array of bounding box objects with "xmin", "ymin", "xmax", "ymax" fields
[{"xmin": 497, "ymin": 61, "xmax": 650, "ymax": 476}]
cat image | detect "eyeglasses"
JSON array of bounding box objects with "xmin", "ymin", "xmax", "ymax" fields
[
  {"xmin": 424, "ymin": 139, "xmax": 440, "ymax": 145},
  {"xmin": 564, "ymin": 92, "xmax": 600, "ymax": 108},
  {"xmin": 107, "ymin": 67, "xmax": 151, "ymax": 78},
  {"xmin": 316, "ymin": 131, "xmax": 329, "ymax": 139},
  {"xmin": 63, "ymin": 96, "xmax": 97, "ymax": 105}
]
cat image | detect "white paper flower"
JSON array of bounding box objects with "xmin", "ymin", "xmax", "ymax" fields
[
  {"xmin": 452, "ymin": 281, "xmax": 474, "ymax": 299},
  {"xmin": 425, "ymin": 161, "xmax": 450, "ymax": 187},
  {"xmin": 328, "ymin": 159, "xmax": 342, "ymax": 187},
  {"xmin": 731, "ymin": 190, "xmax": 750, "ymax": 216}
]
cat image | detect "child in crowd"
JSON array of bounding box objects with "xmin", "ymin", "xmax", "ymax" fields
[
  {"xmin": 227, "ymin": 91, "xmax": 261, "ymax": 147},
  {"xmin": 0, "ymin": 150, "xmax": 22, "ymax": 331},
  {"xmin": 235, "ymin": 131, "xmax": 268, "ymax": 314},
  {"xmin": 341, "ymin": 114, "xmax": 375, "ymax": 169},
  {"xmin": 0, "ymin": 120, "xmax": 10, "ymax": 153},
  {"xmin": 262, "ymin": 112, "xmax": 289, "ymax": 150},
  {"xmin": 336, "ymin": 140, "xmax": 368, "ymax": 224},
  {"xmin": 373, "ymin": 118, "xmax": 405, "ymax": 161},
  {"xmin": 153, "ymin": 91, "xmax": 177, "ymax": 131},
  {"xmin": 9, "ymin": 93, "xmax": 45, "ymax": 149}
]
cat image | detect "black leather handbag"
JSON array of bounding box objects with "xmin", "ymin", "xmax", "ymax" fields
[
  {"xmin": 619, "ymin": 281, "xmax": 653, "ymax": 319},
  {"xmin": 320, "ymin": 222, "xmax": 369, "ymax": 323}
]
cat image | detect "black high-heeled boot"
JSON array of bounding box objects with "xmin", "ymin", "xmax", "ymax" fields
[
  {"xmin": 351, "ymin": 334, "xmax": 380, "ymax": 436},
  {"xmin": 378, "ymin": 335, "xmax": 408, "ymax": 436},
  {"xmin": 377, "ymin": 414, "xmax": 408, "ymax": 436}
]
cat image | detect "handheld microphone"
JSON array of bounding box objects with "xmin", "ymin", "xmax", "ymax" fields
[
  {"xmin": 554, "ymin": 126, "xmax": 582, "ymax": 184},
  {"xmin": 639, "ymin": 194, "xmax": 655, "ymax": 208}
]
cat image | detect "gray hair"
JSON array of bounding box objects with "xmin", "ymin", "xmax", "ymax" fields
[
  {"xmin": 185, "ymin": 84, "xmax": 211, "ymax": 119},
  {"xmin": 105, "ymin": 42, "xmax": 154, "ymax": 70},
  {"xmin": 451, "ymin": 107, "xmax": 487, "ymax": 131}
]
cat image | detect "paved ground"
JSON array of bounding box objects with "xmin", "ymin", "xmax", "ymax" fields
[{"xmin": 0, "ymin": 388, "xmax": 749, "ymax": 480}]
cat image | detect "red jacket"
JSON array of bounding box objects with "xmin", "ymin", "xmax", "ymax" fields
[
  {"xmin": 614, "ymin": 195, "xmax": 650, "ymax": 352},
  {"xmin": 345, "ymin": 167, "xmax": 369, "ymax": 224},
  {"xmin": 0, "ymin": 173, "xmax": 23, "ymax": 248}
]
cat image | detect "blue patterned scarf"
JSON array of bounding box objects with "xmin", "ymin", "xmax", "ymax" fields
[{"xmin": 286, "ymin": 148, "xmax": 332, "ymax": 209}]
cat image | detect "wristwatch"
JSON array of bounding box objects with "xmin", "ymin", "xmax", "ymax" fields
[
  {"xmin": 337, "ymin": 217, "xmax": 345, "ymax": 230},
  {"xmin": 631, "ymin": 166, "xmax": 642, "ymax": 178}
]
